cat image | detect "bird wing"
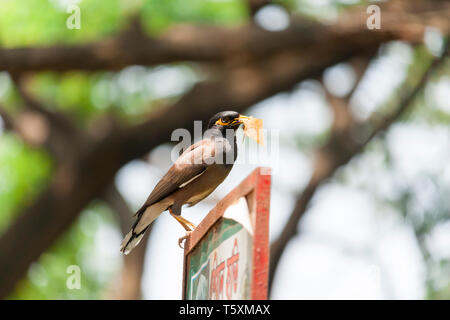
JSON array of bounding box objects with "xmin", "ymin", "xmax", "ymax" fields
[{"xmin": 134, "ymin": 139, "xmax": 217, "ymax": 216}]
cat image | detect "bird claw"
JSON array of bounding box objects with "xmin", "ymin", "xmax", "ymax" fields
[{"xmin": 178, "ymin": 232, "xmax": 191, "ymax": 249}]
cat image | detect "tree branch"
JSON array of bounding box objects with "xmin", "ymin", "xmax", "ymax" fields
[
  {"xmin": 268, "ymin": 48, "xmax": 449, "ymax": 293},
  {"xmin": 0, "ymin": 105, "xmax": 14, "ymax": 132},
  {"xmin": 0, "ymin": 39, "xmax": 364, "ymax": 298},
  {"xmin": 7, "ymin": 75, "xmax": 90, "ymax": 165},
  {"xmin": 0, "ymin": 0, "xmax": 446, "ymax": 74},
  {"xmin": 102, "ymin": 184, "xmax": 150, "ymax": 300},
  {"xmin": 0, "ymin": 0, "xmax": 447, "ymax": 298},
  {"xmin": 246, "ymin": 0, "xmax": 272, "ymax": 17}
]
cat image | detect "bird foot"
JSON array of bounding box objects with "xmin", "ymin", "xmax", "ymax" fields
[
  {"xmin": 178, "ymin": 232, "xmax": 191, "ymax": 249},
  {"xmin": 170, "ymin": 212, "xmax": 197, "ymax": 231}
]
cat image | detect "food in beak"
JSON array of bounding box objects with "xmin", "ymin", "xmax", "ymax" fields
[{"xmin": 239, "ymin": 116, "xmax": 264, "ymax": 146}]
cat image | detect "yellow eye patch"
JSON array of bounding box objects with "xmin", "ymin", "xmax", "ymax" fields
[{"xmin": 215, "ymin": 118, "xmax": 230, "ymax": 126}]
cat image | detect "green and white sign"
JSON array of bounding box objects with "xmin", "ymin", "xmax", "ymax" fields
[
  {"xmin": 183, "ymin": 169, "xmax": 271, "ymax": 300},
  {"xmin": 186, "ymin": 218, "xmax": 253, "ymax": 300}
]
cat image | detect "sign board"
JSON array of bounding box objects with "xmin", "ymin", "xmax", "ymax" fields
[{"xmin": 182, "ymin": 167, "xmax": 271, "ymax": 300}]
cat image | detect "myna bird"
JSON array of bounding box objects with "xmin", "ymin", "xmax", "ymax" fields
[{"xmin": 120, "ymin": 111, "xmax": 252, "ymax": 254}]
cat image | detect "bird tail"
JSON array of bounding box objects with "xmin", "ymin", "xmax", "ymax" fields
[
  {"xmin": 119, "ymin": 199, "xmax": 171, "ymax": 255},
  {"xmin": 120, "ymin": 228, "xmax": 147, "ymax": 255}
]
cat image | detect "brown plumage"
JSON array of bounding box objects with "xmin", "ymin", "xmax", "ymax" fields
[{"xmin": 120, "ymin": 111, "xmax": 245, "ymax": 254}]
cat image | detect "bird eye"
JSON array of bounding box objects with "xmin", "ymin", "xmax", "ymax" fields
[{"xmin": 216, "ymin": 117, "xmax": 231, "ymax": 126}]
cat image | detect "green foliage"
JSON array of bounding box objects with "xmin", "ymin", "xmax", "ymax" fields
[
  {"xmin": 8, "ymin": 202, "xmax": 121, "ymax": 300},
  {"xmin": 0, "ymin": 0, "xmax": 247, "ymax": 48},
  {"xmin": 291, "ymin": 0, "xmax": 365, "ymax": 21},
  {"xmin": 0, "ymin": 0, "xmax": 249, "ymax": 299},
  {"xmin": 27, "ymin": 64, "xmax": 198, "ymax": 125},
  {"xmin": 141, "ymin": 0, "xmax": 247, "ymax": 34},
  {"xmin": 0, "ymin": 0, "xmax": 124, "ymax": 47},
  {"xmin": 0, "ymin": 0, "xmax": 246, "ymax": 122},
  {"xmin": 27, "ymin": 72, "xmax": 99, "ymax": 124},
  {"xmin": 0, "ymin": 135, "xmax": 119, "ymax": 300},
  {"xmin": 0, "ymin": 135, "xmax": 51, "ymax": 233}
]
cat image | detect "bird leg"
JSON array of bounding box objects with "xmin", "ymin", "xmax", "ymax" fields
[
  {"xmin": 169, "ymin": 212, "xmax": 196, "ymax": 231},
  {"xmin": 172, "ymin": 215, "xmax": 195, "ymax": 249},
  {"xmin": 168, "ymin": 206, "xmax": 195, "ymax": 230},
  {"xmin": 169, "ymin": 207, "xmax": 196, "ymax": 248}
]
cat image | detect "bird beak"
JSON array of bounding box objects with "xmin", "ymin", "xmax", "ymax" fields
[{"xmin": 233, "ymin": 115, "xmax": 250, "ymax": 125}]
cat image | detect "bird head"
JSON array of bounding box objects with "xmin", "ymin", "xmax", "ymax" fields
[{"xmin": 207, "ymin": 111, "xmax": 249, "ymax": 132}]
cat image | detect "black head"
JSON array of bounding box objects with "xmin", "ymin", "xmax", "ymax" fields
[{"xmin": 207, "ymin": 111, "xmax": 243, "ymax": 131}]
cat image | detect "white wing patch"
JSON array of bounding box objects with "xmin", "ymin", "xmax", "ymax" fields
[{"xmin": 179, "ymin": 170, "xmax": 205, "ymax": 188}]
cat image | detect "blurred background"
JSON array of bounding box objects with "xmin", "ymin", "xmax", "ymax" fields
[{"xmin": 0, "ymin": 0, "xmax": 449, "ymax": 300}]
